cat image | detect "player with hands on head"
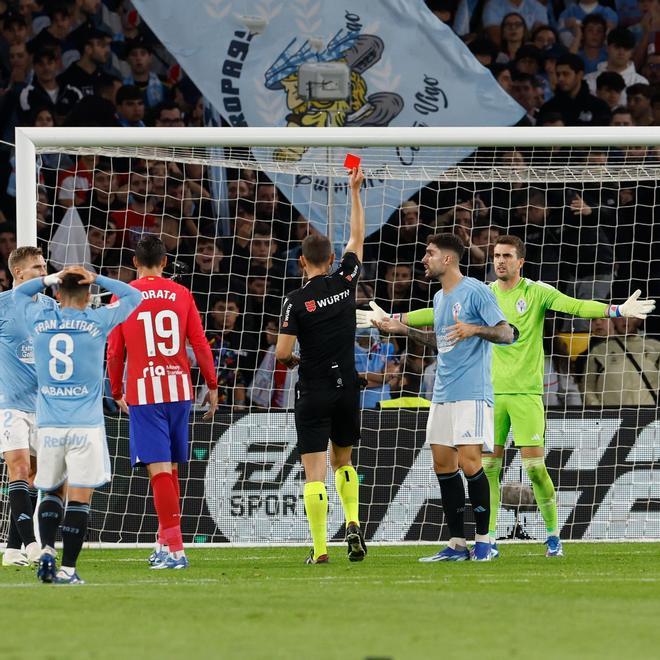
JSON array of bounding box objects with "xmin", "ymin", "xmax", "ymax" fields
[
  {"xmin": 368, "ymin": 233, "xmax": 515, "ymax": 562},
  {"xmin": 483, "ymin": 235, "xmax": 655, "ymax": 558},
  {"xmin": 107, "ymin": 235, "xmax": 218, "ymax": 570},
  {"xmin": 275, "ymin": 166, "xmax": 367, "ymax": 564},
  {"xmin": 14, "ymin": 263, "xmax": 142, "ymax": 584},
  {"xmin": 0, "ymin": 246, "xmax": 55, "ymax": 567}
]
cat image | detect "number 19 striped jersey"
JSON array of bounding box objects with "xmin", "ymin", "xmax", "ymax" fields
[{"xmin": 106, "ymin": 276, "xmax": 217, "ymax": 406}]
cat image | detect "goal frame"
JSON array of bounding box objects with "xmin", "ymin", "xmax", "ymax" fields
[{"xmin": 15, "ymin": 125, "xmax": 660, "ymax": 246}]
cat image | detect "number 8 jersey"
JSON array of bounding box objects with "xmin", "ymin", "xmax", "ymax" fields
[{"xmin": 106, "ymin": 276, "xmax": 217, "ymax": 406}]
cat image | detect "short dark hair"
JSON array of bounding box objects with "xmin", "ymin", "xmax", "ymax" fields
[
  {"xmin": 596, "ymin": 71, "xmax": 626, "ymax": 92},
  {"xmin": 582, "ymin": 13, "xmax": 607, "ymax": 31},
  {"xmin": 8, "ymin": 246, "xmax": 42, "ymax": 276},
  {"xmin": 59, "ymin": 271, "xmax": 90, "ymax": 301},
  {"xmin": 627, "ymin": 82, "xmax": 652, "ymax": 99},
  {"xmin": 469, "ymin": 37, "xmax": 497, "ymax": 60},
  {"xmin": 495, "ymin": 234, "xmax": 526, "ymax": 259},
  {"xmin": 135, "ymin": 234, "xmax": 166, "ymax": 268},
  {"xmin": 427, "ymin": 233, "xmax": 465, "ymax": 260},
  {"xmin": 611, "ymin": 105, "xmax": 632, "ymax": 116},
  {"xmin": 301, "ymin": 234, "xmax": 332, "ymax": 266},
  {"xmin": 556, "ymin": 53, "xmax": 585, "ymax": 74},
  {"xmin": 607, "ymin": 27, "xmax": 636, "ymax": 50},
  {"xmin": 116, "ymin": 84, "xmax": 144, "ymax": 105}
]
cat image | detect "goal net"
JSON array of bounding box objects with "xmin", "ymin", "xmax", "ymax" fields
[{"xmin": 6, "ymin": 126, "xmax": 659, "ymax": 545}]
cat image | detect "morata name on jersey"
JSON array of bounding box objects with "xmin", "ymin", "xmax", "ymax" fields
[
  {"xmin": 141, "ymin": 289, "xmax": 177, "ymax": 301},
  {"xmin": 33, "ymin": 319, "xmax": 101, "ymax": 337}
]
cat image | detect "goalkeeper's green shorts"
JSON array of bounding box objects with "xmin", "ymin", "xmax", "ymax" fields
[{"xmin": 494, "ymin": 394, "xmax": 545, "ymax": 447}]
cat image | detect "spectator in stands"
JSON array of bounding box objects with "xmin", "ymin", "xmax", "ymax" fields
[
  {"xmin": 482, "ymin": 0, "xmax": 547, "ymax": 47},
  {"xmin": 585, "ymin": 27, "xmax": 649, "ymax": 104},
  {"xmin": 489, "ymin": 63, "xmax": 513, "ymax": 94},
  {"xmin": 468, "ymin": 223, "xmax": 501, "ymax": 281},
  {"xmin": 627, "ymin": 82, "xmax": 654, "ymax": 124},
  {"xmin": 531, "ymin": 24, "xmax": 558, "ymax": 50},
  {"xmin": 158, "ymin": 176, "xmax": 202, "ymax": 238},
  {"xmin": 0, "ymin": 223, "xmax": 16, "ymax": 269},
  {"xmin": 56, "ymin": 152, "xmax": 96, "ymax": 207},
  {"xmin": 95, "ymin": 71, "xmax": 122, "ymax": 106},
  {"xmin": 86, "ymin": 211, "xmax": 118, "ymax": 270},
  {"xmin": 152, "ymin": 100, "xmax": 184, "ymax": 126},
  {"xmin": 6, "ymin": 39, "xmax": 31, "ymax": 89},
  {"xmin": 375, "ymin": 262, "xmax": 420, "ymax": 314},
  {"xmin": 249, "ymin": 223, "xmax": 284, "ymax": 284},
  {"xmin": 57, "ymin": 22, "xmax": 109, "ymax": 96},
  {"xmin": 468, "ymin": 37, "xmax": 498, "ymax": 66},
  {"xmin": 513, "ymin": 44, "xmax": 553, "ymax": 100},
  {"xmin": 539, "ymin": 53, "xmax": 611, "ymax": 125},
  {"xmin": 189, "ymin": 235, "xmax": 232, "ymax": 312},
  {"xmin": 204, "ymin": 295, "xmax": 248, "ymax": 411},
  {"xmin": 365, "ymin": 199, "xmax": 430, "ymax": 273},
  {"xmin": 496, "ymin": 13, "xmax": 529, "ymax": 63},
  {"xmin": 630, "ymin": 0, "xmax": 660, "ymax": 68},
  {"xmin": 354, "ymin": 327, "xmax": 399, "ymax": 409},
  {"xmin": 18, "ymin": 47, "xmax": 82, "ymax": 124},
  {"xmin": 511, "ymin": 71, "xmax": 541, "ymax": 124},
  {"xmin": 0, "ymin": 265, "xmax": 10, "ymax": 291},
  {"xmin": 583, "ymin": 316, "xmax": 660, "ymax": 406},
  {"xmin": 640, "ymin": 50, "xmax": 660, "ymax": 83},
  {"xmin": 595, "ymin": 71, "xmax": 626, "ymax": 109},
  {"xmin": 122, "ymin": 33, "xmax": 167, "ymax": 109},
  {"xmin": 611, "ymin": 104, "xmax": 634, "ymax": 124},
  {"xmin": 225, "ymin": 200, "xmax": 256, "ymax": 277},
  {"xmin": 111, "ymin": 168, "xmax": 158, "ymax": 247},
  {"xmin": 115, "ymin": 83, "xmax": 145, "ymax": 126},
  {"xmin": 576, "ymin": 14, "xmax": 609, "ymax": 74},
  {"xmin": 27, "ymin": 1, "xmax": 78, "ymax": 70},
  {"xmin": 652, "ymin": 92, "xmax": 660, "ymax": 123},
  {"xmin": 510, "ymin": 187, "xmax": 564, "ymax": 285},
  {"xmin": 248, "ymin": 316, "xmax": 297, "ymax": 409},
  {"xmin": 558, "ymin": 1, "xmax": 617, "ymax": 50},
  {"xmin": 227, "ymin": 176, "xmax": 254, "ymax": 206}
]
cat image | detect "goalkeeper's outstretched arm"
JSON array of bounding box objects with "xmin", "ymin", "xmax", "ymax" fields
[
  {"xmin": 343, "ymin": 167, "xmax": 365, "ymax": 261},
  {"xmin": 547, "ymin": 287, "xmax": 656, "ymax": 320}
]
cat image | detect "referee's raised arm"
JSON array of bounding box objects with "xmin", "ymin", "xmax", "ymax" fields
[{"xmin": 343, "ymin": 167, "xmax": 365, "ymax": 261}]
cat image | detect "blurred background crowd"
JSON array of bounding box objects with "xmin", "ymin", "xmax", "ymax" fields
[{"xmin": 0, "ymin": 0, "xmax": 657, "ymax": 413}]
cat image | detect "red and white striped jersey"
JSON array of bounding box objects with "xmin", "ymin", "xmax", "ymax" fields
[{"xmin": 107, "ymin": 276, "xmax": 217, "ymax": 406}]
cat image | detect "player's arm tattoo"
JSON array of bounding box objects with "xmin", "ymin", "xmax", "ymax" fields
[
  {"xmin": 474, "ymin": 321, "xmax": 515, "ymax": 345},
  {"xmin": 407, "ymin": 327, "xmax": 438, "ymax": 350}
]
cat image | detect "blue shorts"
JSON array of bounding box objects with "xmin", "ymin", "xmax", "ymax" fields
[{"xmin": 128, "ymin": 401, "xmax": 192, "ymax": 467}]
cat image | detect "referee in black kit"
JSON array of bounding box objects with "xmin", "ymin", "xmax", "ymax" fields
[{"xmin": 276, "ymin": 167, "xmax": 366, "ymax": 565}]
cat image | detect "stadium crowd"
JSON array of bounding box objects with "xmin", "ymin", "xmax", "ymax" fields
[{"xmin": 0, "ymin": 0, "xmax": 658, "ymax": 412}]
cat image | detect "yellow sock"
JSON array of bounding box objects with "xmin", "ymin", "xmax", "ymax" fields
[
  {"xmin": 334, "ymin": 465, "xmax": 360, "ymax": 526},
  {"xmin": 303, "ymin": 481, "xmax": 328, "ymax": 559}
]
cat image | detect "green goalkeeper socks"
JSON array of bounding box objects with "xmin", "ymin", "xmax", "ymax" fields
[
  {"xmin": 335, "ymin": 465, "xmax": 360, "ymax": 526},
  {"xmin": 482, "ymin": 456, "xmax": 503, "ymax": 539},
  {"xmin": 303, "ymin": 481, "xmax": 328, "ymax": 559},
  {"xmin": 523, "ymin": 456, "xmax": 558, "ymax": 536}
]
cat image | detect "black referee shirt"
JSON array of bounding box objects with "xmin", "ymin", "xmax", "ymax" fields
[{"xmin": 279, "ymin": 252, "xmax": 360, "ymax": 383}]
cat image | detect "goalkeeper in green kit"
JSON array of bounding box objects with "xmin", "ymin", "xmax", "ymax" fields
[{"xmin": 485, "ymin": 235, "xmax": 655, "ymax": 557}]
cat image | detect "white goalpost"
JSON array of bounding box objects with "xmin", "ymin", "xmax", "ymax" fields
[{"xmin": 6, "ymin": 125, "xmax": 660, "ymax": 547}]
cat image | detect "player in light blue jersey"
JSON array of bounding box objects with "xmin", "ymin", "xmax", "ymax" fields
[
  {"xmin": 15, "ymin": 265, "xmax": 142, "ymax": 584},
  {"xmin": 0, "ymin": 246, "xmax": 57, "ymax": 567},
  {"xmin": 360, "ymin": 234, "xmax": 514, "ymax": 562}
]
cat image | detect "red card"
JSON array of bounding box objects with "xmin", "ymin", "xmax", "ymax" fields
[{"xmin": 344, "ymin": 153, "xmax": 361, "ymax": 170}]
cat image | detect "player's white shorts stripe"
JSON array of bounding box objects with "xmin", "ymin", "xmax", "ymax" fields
[
  {"xmin": 168, "ymin": 374, "xmax": 179, "ymax": 402},
  {"xmin": 152, "ymin": 376, "xmax": 163, "ymax": 404},
  {"xmin": 182, "ymin": 374, "xmax": 191, "ymax": 401},
  {"xmin": 137, "ymin": 378, "xmax": 147, "ymax": 405},
  {"xmin": 426, "ymin": 400, "xmax": 494, "ymax": 452}
]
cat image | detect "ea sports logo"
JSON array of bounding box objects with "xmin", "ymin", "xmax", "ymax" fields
[
  {"xmin": 305, "ymin": 300, "xmax": 317, "ymax": 313},
  {"xmin": 516, "ymin": 298, "xmax": 527, "ymax": 314},
  {"xmin": 204, "ymin": 413, "xmax": 345, "ymax": 542}
]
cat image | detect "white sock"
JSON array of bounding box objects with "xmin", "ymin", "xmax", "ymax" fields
[
  {"xmin": 59, "ymin": 565, "xmax": 75, "ymax": 576},
  {"xmin": 448, "ymin": 537, "xmax": 467, "ymax": 549},
  {"xmin": 475, "ymin": 533, "xmax": 490, "ymax": 544},
  {"xmin": 172, "ymin": 550, "xmax": 185, "ymax": 560}
]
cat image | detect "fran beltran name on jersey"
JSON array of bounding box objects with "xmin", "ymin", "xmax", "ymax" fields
[{"xmin": 33, "ymin": 319, "xmax": 101, "ymax": 337}]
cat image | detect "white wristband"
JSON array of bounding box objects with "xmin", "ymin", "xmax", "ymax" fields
[{"xmin": 43, "ymin": 273, "xmax": 62, "ymax": 287}]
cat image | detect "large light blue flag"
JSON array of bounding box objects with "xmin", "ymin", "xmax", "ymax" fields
[{"xmin": 133, "ymin": 0, "xmax": 524, "ymax": 242}]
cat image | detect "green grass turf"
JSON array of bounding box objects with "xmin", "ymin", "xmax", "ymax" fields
[{"xmin": 0, "ymin": 543, "xmax": 658, "ymax": 660}]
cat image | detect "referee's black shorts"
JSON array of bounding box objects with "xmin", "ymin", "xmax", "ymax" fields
[{"xmin": 294, "ymin": 382, "xmax": 361, "ymax": 454}]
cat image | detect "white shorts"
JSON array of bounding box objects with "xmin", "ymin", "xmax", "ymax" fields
[
  {"xmin": 426, "ymin": 400, "xmax": 494, "ymax": 453},
  {"xmin": 35, "ymin": 426, "xmax": 111, "ymax": 491},
  {"xmin": 0, "ymin": 409, "xmax": 37, "ymax": 456}
]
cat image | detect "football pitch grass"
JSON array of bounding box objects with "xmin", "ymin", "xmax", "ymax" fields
[{"xmin": 1, "ymin": 543, "xmax": 658, "ymax": 660}]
